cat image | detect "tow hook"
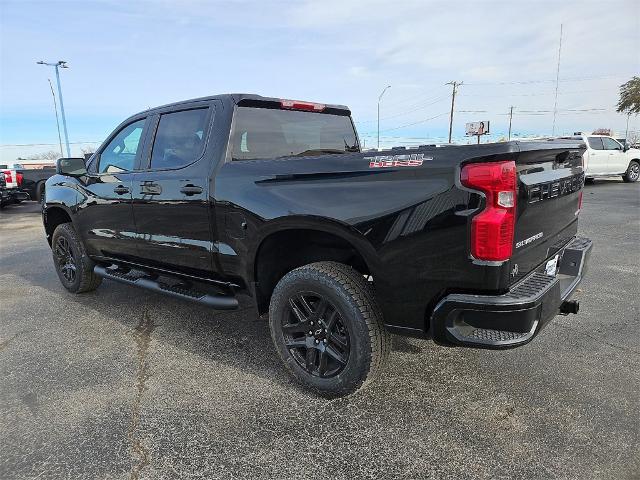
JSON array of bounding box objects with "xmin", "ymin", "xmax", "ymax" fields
[{"xmin": 559, "ymin": 299, "xmax": 580, "ymax": 315}]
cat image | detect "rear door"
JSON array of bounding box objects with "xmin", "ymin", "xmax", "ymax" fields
[
  {"xmin": 585, "ymin": 136, "xmax": 607, "ymax": 174},
  {"xmin": 130, "ymin": 103, "xmax": 216, "ymax": 277},
  {"xmin": 74, "ymin": 117, "xmax": 149, "ymax": 260},
  {"xmin": 602, "ymin": 137, "xmax": 626, "ymax": 173}
]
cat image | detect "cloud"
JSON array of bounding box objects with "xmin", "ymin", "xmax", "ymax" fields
[{"xmin": 0, "ymin": 0, "xmax": 638, "ymax": 159}]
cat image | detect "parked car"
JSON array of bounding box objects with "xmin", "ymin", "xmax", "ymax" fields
[
  {"xmin": 19, "ymin": 166, "xmax": 57, "ymax": 202},
  {"xmin": 0, "ymin": 163, "xmax": 29, "ymax": 204},
  {"xmin": 43, "ymin": 94, "xmax": 592, "ymax": 396},
  {"xmin": 562, "ymin": 135, "xmax": 640, "ymax": 182}
]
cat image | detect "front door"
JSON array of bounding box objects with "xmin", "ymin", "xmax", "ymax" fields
[
  {"xmin": 131, "ymin": 105, "xmax": 215, "ymax": 277},
  {"xmin": 75, "ymin": 118, "xmax": 149, "ymax": 261}
]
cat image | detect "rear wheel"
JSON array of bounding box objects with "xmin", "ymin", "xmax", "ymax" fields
[
  {"xmin": 269, "ymin": 261, "xmax": 389, "ymax": 397},
  {"xmin": 51, "ymin": 223, "xmax": 102, "ymax": 293},
  {"xmin": 36, "ymin": 182, "xmax": 46, "ymax": 203},
  {"xmin": 623, "ymin": 160, "xmax": 639, "ymax": 183}
]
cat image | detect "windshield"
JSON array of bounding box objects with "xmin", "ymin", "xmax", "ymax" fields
[{"xmin": 231, "ymin": 107, "xmax": 359, "ymax": 161}]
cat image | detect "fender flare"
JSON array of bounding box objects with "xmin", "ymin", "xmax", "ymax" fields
[{"xmin": 247, "ymin": 215, "xmax": 380, "ymax": 284}]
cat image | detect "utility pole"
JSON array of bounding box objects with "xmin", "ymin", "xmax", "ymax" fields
[
  {"xmin": 37, "ymin": 60, "xmax": 71, "ymax": 157},
  {"xmin": 625, "ymin": 112, "xmax": 631, "ymax": 142},
  {"xmin": 446, "ymin": 81, "xmax": 462, "ymax": 143},
  {"xmin": 48, "ymin": 79, "xmax": 64, "ymax": 157},
  {"xmin": 508, "ymin": 106, "xmax": 514, "ymax": 140},
  {"xmin": 377, "ymin": 85, "xmax": 391, "ymax": 150},
  {"xmin": 552, "ymin": 24, "xmax": 563, "ymax": 136}
]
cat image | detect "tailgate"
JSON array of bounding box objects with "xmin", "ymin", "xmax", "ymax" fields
[{"xmin": 511, "ymin": 141, "xmax": 586, "ymax": 283}]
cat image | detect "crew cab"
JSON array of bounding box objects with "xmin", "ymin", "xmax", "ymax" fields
[
  {"xmin": 43, "ymin": 94, "xmax": 592, "ymax": 396},
  {"xmin": 563, "ymin": 134, "xmax": 640, "ymax": 182}
]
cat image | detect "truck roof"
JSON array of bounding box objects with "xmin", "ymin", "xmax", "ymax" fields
[{"xmin": 141, "ymin": 93, "xmax": 351, "ymax": 116}]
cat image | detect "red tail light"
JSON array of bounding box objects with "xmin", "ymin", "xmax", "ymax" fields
[
  {"xmin": 576, "ymin": 190, "xmax": 583, "ymax": 215},
  {"xmin": 461, "ymin": 161, "xmax": 517, "ymax": 261},
  {"xmin": 280, "ymin": 99, "xmax": 326, "ymax": 112},
  {"xmin": 16, "ymin": 171, "xmax": 23, "ymax": 186},
  {"xmin": 2, "ymin": 170, "xmax": 12, "ymax": 184}
]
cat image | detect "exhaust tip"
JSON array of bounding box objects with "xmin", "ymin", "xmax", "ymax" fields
[{"xmin": 560, "ymin": 299, "xmax": 580, "ymax": 315}]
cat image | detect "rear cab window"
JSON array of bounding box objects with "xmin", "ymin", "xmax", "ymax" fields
[
  {"xmin": 587, "ymin": 137, "xmax": 604, "ymax": 150},
  {"xmin": 149, "ymin": 108, "xmax": 209, "ymax": 170},
  {"xmin": 230, "ymin": 106, "xmax": 359, "ymax": 161}
]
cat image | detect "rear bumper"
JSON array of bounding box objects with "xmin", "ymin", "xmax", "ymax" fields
[
  {"xmin": 8, "ymin": 188, "xmax": 29, "ymax": 201},
  {"xmin": 431, "ymin": 236, "xmax": 592, "ymax": 348}
]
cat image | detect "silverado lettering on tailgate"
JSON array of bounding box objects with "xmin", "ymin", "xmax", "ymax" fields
[{"xmin": 526, "ymin": 172, "xmax": 584, "ymax": 204}]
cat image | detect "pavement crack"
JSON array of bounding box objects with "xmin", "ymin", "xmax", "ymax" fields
[{"xmin": 128, "ymin": 306, "xmax": 155, "ymax": 480}]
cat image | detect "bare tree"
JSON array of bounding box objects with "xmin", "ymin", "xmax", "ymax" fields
[
  {"xmin": 80, "ymin": 146, "xmax": 95, "ymax": 156},
  {"xmin": 26, "ymin": 150, "xmax": 60, "ymax": 161}
]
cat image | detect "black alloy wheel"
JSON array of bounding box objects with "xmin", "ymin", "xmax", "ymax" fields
[
  {"xmin": 282, "ymin": 292, "xmax": 350, "ymax": 378},
  {"xmin": 51, "ymin": 223, "xmax": 102, "ymax": 293},
  {"xmin": 55, "ymin": 235, "xmax": 77, "ymax": 284},
  {"xmin": 269, "ymin": 261, "xmax": 390, "ymax": 397}
]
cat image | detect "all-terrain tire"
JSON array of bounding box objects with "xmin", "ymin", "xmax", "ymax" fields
[
  {"xmin": 622, "ymin": 160, "xmax": 639, "ymax": 183},
  {"xmin": 51, "ymin": 222, "xmax": 102, "ymax": 293},
  {"xmin": 269, "ymin": 261, "xmax": 390, "ymax": 397}
]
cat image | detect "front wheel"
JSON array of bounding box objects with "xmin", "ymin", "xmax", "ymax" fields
[
  {"xmin": 51, "ymin": 223, "xmax": 102, "ymax": 293},
  {"xmin": 623, "ymin": 160, "xmax": 639, "ymax": 183},
  {"xmin": 269, "ymin": 261, "xmax": 390, "ymax": 397}
]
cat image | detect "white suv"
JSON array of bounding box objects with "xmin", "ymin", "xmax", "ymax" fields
[{"xmin": 568, "ymin": 135, "xmax": 640, "ymax": 183}]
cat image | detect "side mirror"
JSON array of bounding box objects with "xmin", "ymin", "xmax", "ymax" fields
[
  {"xmin": 56, "ymin": 157, "xmax": 87, "ymax": 176},
  {"xmin": 623, "ymin": 145, "xmax": 630, "ymax": 152}
]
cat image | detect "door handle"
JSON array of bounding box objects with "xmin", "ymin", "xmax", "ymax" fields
[
  {"xmin": 140, "ymin": 182, "xmax": 162, "ymax": 195},
  {"xmin": 113, "ymin": 185, "xmax": 130, "ymax": 195},
  {"xmin": 180, "ymin": 185, "xmax": 203, "ymax": 196}
]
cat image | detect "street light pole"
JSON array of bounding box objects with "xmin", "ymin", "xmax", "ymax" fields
[
  {"xmin": 377, "ymin": 85, "xmax": 391, "ymax": 150},
  {"xmin": 37, "ymin": 60, "xmax": 71, "ymax": 157},
  {"xmin": 47, "ymin": 78, "xmax": 64, "ymax": 157}
]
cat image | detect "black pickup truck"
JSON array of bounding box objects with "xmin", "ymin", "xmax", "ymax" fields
[
  {"xmin": 20, "ymin": 166, "xmax": 57, "ymax": 203},
  {"xmin": 43, "ymin": 94, "xmax": 592, "ymax": 396}
]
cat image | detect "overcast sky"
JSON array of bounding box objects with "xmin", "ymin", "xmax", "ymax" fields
[{"xmin": 0, "ymin": 0, "xmax": 638, "ymax": 160}]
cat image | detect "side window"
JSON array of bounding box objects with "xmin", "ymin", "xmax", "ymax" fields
[
  {"xmin": 587, "ymin": 137, "xmax": 604, "ymax": 150},
  {"xmin": 98, "ymin": 120, "xmax": 145, "ymax": 173},
  {"xmin": 149, "ymin": 108, "xmax": 209, "ymax": 170},
  {"xmin": 602, "ymin": 137, "xmax": 622, "ymax": 150}
]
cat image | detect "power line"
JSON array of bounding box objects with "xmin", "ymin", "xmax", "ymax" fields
[
  {"xmin": 354, "ymin": 94, "xmax": 449, "ymax": 124},
  {"xmin": 464, "ymin": 73, "xmax": 629, "ymax": 87},
  {"xmin": 362, "ymin": 112, "xmax": 450, "ymax": 134},
  {"xmin": 0, "ymin": 141, "xmax": 101, "ymax": 147}
]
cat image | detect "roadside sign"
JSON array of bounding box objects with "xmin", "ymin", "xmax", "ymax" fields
[{"xmin": 465, "ymin": 121, "xmax": 490, "ymax": 136}]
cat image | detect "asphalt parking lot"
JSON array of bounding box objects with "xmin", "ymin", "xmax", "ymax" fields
[{"xmin": 1, "ymin": 179, "xmax": 638, "ymax": 480}]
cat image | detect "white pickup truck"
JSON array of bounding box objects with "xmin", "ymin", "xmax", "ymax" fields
[{"xmin": 564, "ymin": 135, "xmax": 640, "ymax": 183}]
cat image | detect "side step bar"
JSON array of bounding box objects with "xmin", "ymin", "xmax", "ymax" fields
[{"xmin": 94, "ymin": 265, "xmax": 239, "ymax": 310}]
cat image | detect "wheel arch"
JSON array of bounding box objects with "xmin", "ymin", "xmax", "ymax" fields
[
  {"xmin": 43, "ymin": 205, "xmax": 74, "ymax": 247},
  {"xmin": 251, "ymin": 217, "xmax": 379, "ymax": 314}
]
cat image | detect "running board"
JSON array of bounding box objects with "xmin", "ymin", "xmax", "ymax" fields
[{"xmin": 94, "ymin": 265, "xmax": 238, "ymax": 310}]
